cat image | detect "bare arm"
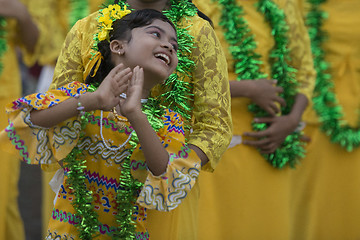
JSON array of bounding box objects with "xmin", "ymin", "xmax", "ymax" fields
[
  {"xmin": 230, "ymin": 79, "xmax": 286, "ymax": 116},
  {"xmin": 0, "ymin": 0, "xmax": 39, "ymax": 53},
  {"xmin": 120, "ymin": 67, "xmax": 171, "ymax": 176}
]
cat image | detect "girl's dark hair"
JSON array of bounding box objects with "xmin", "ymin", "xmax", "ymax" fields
[
  {"xmin": 113, "ymin": 0, "xmax": 214, "ymax": 27},
  {"xmin": 86, "ymin": 9, "xmax": 176, "ymax": 86}
]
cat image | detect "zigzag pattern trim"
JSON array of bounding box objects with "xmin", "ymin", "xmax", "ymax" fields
[
  {"xmin": 5, "ymin": 122, "xmax": 31, "ymax": 164},
  {"xmin": 52, "ymin": 208, "xmax": 81, "ymax": 225},
  {"xmin": 52, "ymin": 208, "xmax": 149, "ymax": 238},
  {"xmin": 84, "ymin": 170, "xmax": 120, "ymax": 191},
  {"xmin": 169, "ymin": 143, "xmax": 191, "ymax": 162},
  {"xmin": 131, "ymin": 160, "xmax": 147, "ymax": 170}
]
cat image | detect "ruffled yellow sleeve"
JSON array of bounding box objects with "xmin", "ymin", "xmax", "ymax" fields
[
  {"xmin": 186, "ymin": 17, "xmax": 232, "ymax": 172},
  {"xmin": 134, "ymin": 109, "xmax": 201, "ymax": 211},
  {"xmin": 3, "ymin": 82, "xmax": 87, "ymax": 166},
  {"xmin": 283, "ymin": 0, "xmax": 316, "ymax": 101}
]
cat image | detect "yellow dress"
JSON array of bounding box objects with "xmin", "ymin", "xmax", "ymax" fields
[
  {"xmin": 193, "ymin": 0, "xmax": 315, "ymax": 239},
  {"xmin": 290, "ymin": 1, "xmax": 360, "ymax": 239},
  {"xmin": 2, "ymin": 81, "xmax": 201, "ymax": 239},
  {"xmin": 49, "ymin": 8, "xmax": 231, "ymax": 240},
  {"xmin": 31, "ymin": 2, "xmax": 114, "ymax": 237}
]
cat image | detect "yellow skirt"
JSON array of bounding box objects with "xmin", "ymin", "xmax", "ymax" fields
[
  {"xmin": 198, "ymin": 141, "xmax": 294, "ymax": 240},
  {"xmin": 289, "ymin": 123, "xmax": 360, "ymax": 240}
]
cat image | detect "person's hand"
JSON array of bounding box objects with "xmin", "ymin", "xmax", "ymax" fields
[
  {"xmin": 93, "ymin": 63, "xmax": 132, "ymax": 111},
  {"xmin": 119, "ymin": 66, "xmax": 144, "ymax": 120},
  {"xmin": 248, "ymin": 79, "xmax": 286, "ymax": 116},
  {"xmin": 243, "ymin": 114, "xmax": 299, "ymax": 154},
  {"xmin": 0, "ymin": 0, "xmax": 26, "ymax": 19}
]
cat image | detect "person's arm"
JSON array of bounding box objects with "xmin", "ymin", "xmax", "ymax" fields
[
  {"xmin": 230, "ymin": 79, "xmax": 286, "ymax": 116},
  {"xmin": 30, "ymin": 64, "xmax": 132, "ymax": 128},
  {"xmin": 119, "ymin": 67, "xmax": 169, "ymax": 176},
  {"xmin": 0, "ymin": 0, "xmax": 39, "ymax": 53},
  {"xmin": 187, "ymin": 19, "xmax": 232, "ymax": 171}
]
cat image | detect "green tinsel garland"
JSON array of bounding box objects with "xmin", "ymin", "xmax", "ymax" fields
[
  {"xmin": 64, "ymin": 86, "xmax": 164, "ymax": 239},
  {"xmin": 115, "ymin": 0, "xmax": 196, "ymax": 127},
  {"xmin": 69, "ymin": 0, "xmax": 90, "ymax": 28},
  {"xmin": 306, "ymin": 0, "xmax": 360, "ymax": 151},
  {"xmin": 64, "ymin": 1, "xmax": 197, "ymax": 238},
  {"xmin": 217, "ymin": 0, "xmax": 305, "ymax": 168},
  {"xmin": 0, "ymin": 17, "xmax": 7, "ymax": 77},
  {"xmin": 69, "ymin": 0, "xmax": 115, "ymax": 29}
]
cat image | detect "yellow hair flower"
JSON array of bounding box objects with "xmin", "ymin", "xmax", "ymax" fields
[{"xmin": 96, "ymin": 4, "xmax": 132, "ymax": 43}]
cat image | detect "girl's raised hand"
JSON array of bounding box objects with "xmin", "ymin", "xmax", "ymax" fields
[
  {"xmin": 119, "ymin": 66, "xmax": 144, "ymax": 120},
  {"xmin": 94, "ymin": 63, "xmax": 132, "ymax": 111}
]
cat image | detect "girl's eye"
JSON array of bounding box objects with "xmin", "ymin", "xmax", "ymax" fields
[{"xmin": 151, "ymin": 32, "xmax": 160, "ymax": 38}]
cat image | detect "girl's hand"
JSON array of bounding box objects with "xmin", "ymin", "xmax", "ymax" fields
[
  {"xmin": 248, "ymin": 79, "xmax": 286, "ymax": 116},
  {"xmin": 94, "ymin": 63, "xmax": 132, "ymax": 111},
  {"xmin": 242, "ymin": 114, "xmax": 299, "ymax": 154},
  {"xmin": 119, "ymin": 66, "xmax": 144, "ymax": 120}
]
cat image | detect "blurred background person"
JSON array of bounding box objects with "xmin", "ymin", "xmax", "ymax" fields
[
  {"xmin": 290, "ymin": 0, "xmax": 360, "ymax": 239},
  {"xmin": 193, "ymin": 0, "xmax": 315, "ymax": 239},
  {"xmin": 0, "ymin": 0, "xmax": 39, "ymax": 239}
]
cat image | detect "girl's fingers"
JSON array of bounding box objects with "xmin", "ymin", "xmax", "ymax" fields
[
  {"xmin": 114, "ymin": 68, "xmax": 132, "ymax": 83},
  {"xmin": 108, "ymin": 63, "xmax": 125, "ymax": 77}
]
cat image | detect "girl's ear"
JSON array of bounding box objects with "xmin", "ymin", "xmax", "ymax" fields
[{"xmin": 110, "ymin": 40, "xmax": 126, "ymax": 55}]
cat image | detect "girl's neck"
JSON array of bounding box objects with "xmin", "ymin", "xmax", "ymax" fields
[{"xmin": 126, "ymin": 0, "xmax": 170, "ymax": 12}]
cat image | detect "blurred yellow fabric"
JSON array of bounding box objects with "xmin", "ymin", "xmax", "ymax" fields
[
  {"xmin": 290, "ymin": 1, "xmax": 360, "ymax": 239},
  {"xmin": 193, "ymin": 0, "xmax": 316, "ymax": 239}
]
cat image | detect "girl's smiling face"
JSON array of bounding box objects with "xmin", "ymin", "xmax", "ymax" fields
[{"xmin": 111, "ymin": 19, "xmax": 178, "ymax": 91}]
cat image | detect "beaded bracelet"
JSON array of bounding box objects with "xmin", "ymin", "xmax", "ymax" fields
[{"xmin": 74, "ymin": 94, "xmax": 85, "ymax": 117}]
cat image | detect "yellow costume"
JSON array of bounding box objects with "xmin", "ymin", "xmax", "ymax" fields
[
  {"xmin": 32, "ymin": 2, "xmax": 113, "ymax": 237},
  {"xmin": 290, "ymin": 0, "xmax": 360, "ymax": 239},
  {"xmin": 49, "ymin": 7, "xmax": 231, "ymax": 240},
  {"xmin": 2, "ymin": 81, "xmax": 201, "ymax": 239},
  {"xmin": 193, "ymin": 0, "xmax": 315, "ymax": 239}
]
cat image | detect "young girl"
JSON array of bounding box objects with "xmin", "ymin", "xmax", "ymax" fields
[
  {"xmin": 2, "ymin": 9, "xmax": 200, "ymax": 240},
  {"xmin": 49, "ymin": 1, "xmax": 232, "ymax": 239}
]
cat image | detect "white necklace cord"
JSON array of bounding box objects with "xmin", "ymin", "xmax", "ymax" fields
[
  {"xmin": 100, "ymin": 110, "xmax": 134, "ymax": 151},
  {"xmin": 120, "ymin": 93, "xmax": 148, "ymax": 104}
]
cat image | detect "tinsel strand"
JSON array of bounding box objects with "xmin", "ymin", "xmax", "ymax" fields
[
  {"xmin": 306, "ymin": 0, "xmax": 360, "ymax": 151},
  {"xmin": 69, "ymin": 0, "xmax": 90, "ymax": 28},
  {"xmin": 216, "ymin": 0, "xmax": 305, "ymax": 168}
]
